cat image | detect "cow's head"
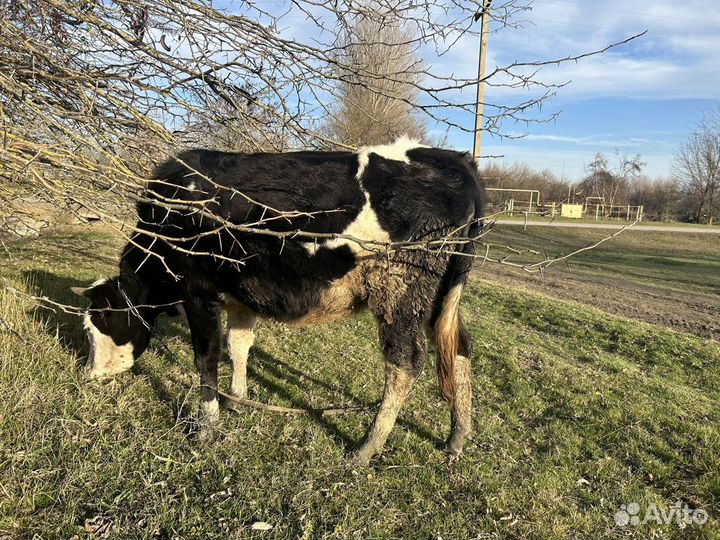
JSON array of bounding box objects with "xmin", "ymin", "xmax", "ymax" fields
[{"xmin": 72, "ymin": 277, "xmax": 154, "ymax": 379}]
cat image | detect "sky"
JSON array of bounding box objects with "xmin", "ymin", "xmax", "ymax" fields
[
  {"xmin": 216, "ymin": 0, "xmax": 719, "ymax": 182},
  {"xmin": 439, "ymin": 0, "xmax": 720, "ymax": 181}
]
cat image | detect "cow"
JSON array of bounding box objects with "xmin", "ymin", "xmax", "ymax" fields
[{"xmin": 72, "ymin": 137, "xmax": 483, "ymax": 466}]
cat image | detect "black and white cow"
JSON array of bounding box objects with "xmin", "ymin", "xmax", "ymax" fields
[{"xmin": 73, "ymin": 137, "xmax": 483, "ymax": 465}]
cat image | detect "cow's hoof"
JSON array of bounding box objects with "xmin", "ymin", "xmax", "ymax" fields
[
  {"xmin": 220, "ymin": 394, "xmax": 244, "ymax": 413},
  {"xmin": 347, "ymin": 442, "xmax": 379, "ymax": 467},
  {"xmin": 445, "ymin": 434, "xmax": 467, "ymax": 457},
  {"xmin": 197, "ymin": 423, "xmax": 221, "ymax": 443},
  {"xmin": 445, "ymin": 442, "xmax": 463, "ymax": 456},
  {"xmin": 445, "ymin": 447, "xmax": 463, "ymax": 462},
  {"xmin": 196, "ymin": 414, "xmax": 220, "ymax": 443},
  {"xmin": 196, "ymin": 399, "xmax": 220, "ymax": 441},
  {"xmin": 347, "ymin": 437, "xmax": 384, "ymax": 467},
  {"xmin": 347, "ymin": 451, "xmax": 372, "ymax": 468}
]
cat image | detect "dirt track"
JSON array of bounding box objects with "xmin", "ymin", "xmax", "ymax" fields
[
  {"xmin": 477, "ymin": 265, "xmax": 720, "ymax": 341},
  {"xmin": 494, "ymin": 220, "xmax": 720, "ymax": 234}
]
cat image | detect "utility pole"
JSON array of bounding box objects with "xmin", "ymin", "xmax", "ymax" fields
[{"xmin": 472, "ymin": 0, "xmax": 492, "ymax": 161}]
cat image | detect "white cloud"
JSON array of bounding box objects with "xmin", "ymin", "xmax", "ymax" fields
[
  {"xmin": 515, "ymin": 133, "xmax": 659, "ymax": 147},
  {"xmin": 433, "ymin": 0, "xmax": 720, "ymax": 102}
]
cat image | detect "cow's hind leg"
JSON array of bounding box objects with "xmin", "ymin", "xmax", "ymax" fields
[
  {"xmin": 185, "ymin": 293, "xmax": 223, "ymax": 440},
  {"xmin": 432, "ymin": 284, "xmax": 474, "ymax": 456},
  {"xmin": 226, "ymin": 305, "xmax": 256, "ymax": 399},
  {"xmin": 446, "ymin": 316, "xmax": 473, "ymax": 456},
  {"xmin": 350, "ymin": 320, "xmax": 425, "ymax": 466}
]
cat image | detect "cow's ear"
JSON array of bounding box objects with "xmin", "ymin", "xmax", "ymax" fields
[
  {"xmin": 71, "ymin": 277, "xmax": 112, "ymax": 299},
  {"xmin": 71, "ymin": 286, "xmax": 90, "ymax": 298}
]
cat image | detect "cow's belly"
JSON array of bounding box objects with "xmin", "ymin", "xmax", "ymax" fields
[
  {"xmin": 222, "ymin": 263, "xmax": 369, "ymax": 325},
  {"xmin": 225, "ymin": 254, "xmax": 417, "ymax": 326},
  {"xmin": 293, "ymin": 265, "xmax": 368, "ymax": 325}
]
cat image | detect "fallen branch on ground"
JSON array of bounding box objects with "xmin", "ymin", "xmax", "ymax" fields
[{"xmin": 219, "ymin": 392, "xmax": 376, "ymax": 416}]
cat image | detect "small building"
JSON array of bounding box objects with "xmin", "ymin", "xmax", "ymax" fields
[{"xmin": 560, "ymin": 203, "xmax": 583, "ymax": 219}]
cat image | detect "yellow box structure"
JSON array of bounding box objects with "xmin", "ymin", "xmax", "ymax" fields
[{"xmin": 560, "ymin": 203, "xmax": 583, "ymax": 219}]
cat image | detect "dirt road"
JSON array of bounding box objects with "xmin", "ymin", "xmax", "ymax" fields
[
  {"xmin": 477, "ymin": 265, "xmax": 720, "ymax": 341},
  {"xmin": 495, "ymin": 220, "xmax": 720, "ymax": 234}
]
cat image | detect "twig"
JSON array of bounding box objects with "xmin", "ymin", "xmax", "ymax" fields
[{"xmin": 218, "ymin": 392, "xmax": 375, "ymax": 416}]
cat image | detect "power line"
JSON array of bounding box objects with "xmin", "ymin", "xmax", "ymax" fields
[{"xmin": 473, "ymin": 0, "xmax": 492, "ymax": 161}]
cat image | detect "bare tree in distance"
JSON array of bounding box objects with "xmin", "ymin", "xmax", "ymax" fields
[
  {"xmin": 322, "ymin": 12, "xmax": 428, "ymax": 146},
  {"xmin": 673, "ymin": 108, "xmax": 720, "ymax": 224},
  {"xmin": 578, "ymin": 151, "xmax": 645, "ymax": 212},
  {"xmin": 480, "ymin": 162, "xmax": 571, "ymax": 200},
  {"xmin": 185, "ymin": 92, "xmax": 292, "ymax": 153},
  {"xmin": 627, "ymin": 176, "xmax": 682, "ymax": 222},
  {"xmin": 478, "ymin": 160, "xmax": 690, "ymax": 222}
]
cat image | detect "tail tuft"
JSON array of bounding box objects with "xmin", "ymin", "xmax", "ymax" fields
[
  {"xmin": 433, "ymin": 161, "xmax": 482, "ymax": 408},
  {"xmin": 434, "ymin": 284, "xmax": 463, "ymax": 408}
]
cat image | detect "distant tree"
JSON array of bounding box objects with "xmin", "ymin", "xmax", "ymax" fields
[
  {"xmin": 480, "ymin": 163, "xmax": 571, "ymax": 201},
  {"xmin": 478, "ymin": 156, "xmax": 688, "ymax": 222},
  {"xmin": 323, "ymin": 13, "xmax": 427, "ymax": 146},
  {"xmin": 578, "ymin": 152, "xmax": 644, "ymax": 211},
  {"xmin": 627, "ymin": 176, "xmax": 682, "ymax": 222},
  {"xmin": 0, "ymin": 0, "xmax": 646, "ymax": 241},
  {"xmin": 673, "ymin": 109, "xmax": 720, "ymax": 224},
  {"xmin": 478, "ymin": 162, "xmax": 573, "ymax": 215}
]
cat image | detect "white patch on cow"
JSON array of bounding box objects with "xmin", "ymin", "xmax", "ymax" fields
[
  {"xmin": 302, "ymin": 197, "xmax": 390, "ymax": 255},
  {"xmin": 355, "ymin": 135, "xmax": 427, "ymax": 180},
  {"xmin": 301, "ymin": 136, "xmax": 426, "ymax": 257},
  {"xmin": 331, "ymin": 198, "xmax": 389, "ymax": 253},
  {"xmin": 89, "ymin": 277, "xmax": 109, "ymax": 288},
  {"xmin": 187, "ymin": 181, "xmax": 196, "ymax": 191},
  {"xmin": 302, "ymin": 241, "xmax": 320, "ymax": 255},
  {"xmin": 200, "ymin": 398, "xmax": 220, "ymax": 423},
  {"xmin": 83, "ymin": 313, "xmax": 134, "ymax": 379}
]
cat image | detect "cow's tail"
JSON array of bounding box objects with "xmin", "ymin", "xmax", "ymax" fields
[{"xmin": 433, "ymin": 190, "xmax": 483, "ymax": 408}]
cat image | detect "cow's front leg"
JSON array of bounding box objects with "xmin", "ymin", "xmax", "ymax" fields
[
  {"xmin": 185, "ymin": 293, "xmax": 223, "ymax": 440},
  {"xmin": 350, "ymin": 321, "xmax": 425, "ymax": 466},
  {"xmin": 226, "ymin": 305, "xmax": 256, "ymax": 399}
]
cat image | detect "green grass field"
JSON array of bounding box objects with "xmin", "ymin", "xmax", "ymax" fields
[
  {"xmin": 1, "ymin": 226, "xmax": 718, "ymax": 539},
  {"xmin": 483, "ymin": 225, "xmax": 720, "ymax": 297}
]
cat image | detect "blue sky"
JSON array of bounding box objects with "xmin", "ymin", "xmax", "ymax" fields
[
  {"xmin": 216, "ymin": 0, "xmax": 718, "ymax": 181},
  {"xmin": 439, "ymin": 0, "xmax": 720, "ymax": 180}
]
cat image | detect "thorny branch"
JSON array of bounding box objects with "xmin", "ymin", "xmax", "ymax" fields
[
  {"xmin": 1, "ymin": 0, "xmax": 644, "ymax": 225},
  {"xmin": 0, "ymin": 0, "xmax": 644, "ymax": 312},
  {"xmin": 3, "ymin": 217, "xmax": 639, "ymax": 320}
]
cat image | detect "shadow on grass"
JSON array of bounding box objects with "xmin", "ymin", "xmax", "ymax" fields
[
  {"xmin": 246, "ymin": 347, "xmax": 369, "ymax": 448},
  {"xmin": 131, "ymin": 359, "xmax": 197, "ymax": 435},
  {"xmin": 23, "ymin": 269, "xmax": 445, "ymax": 450},
  {"xmin": 23, "ymin": 269, "xmax": 91, "ymax": 363},
  {"xmin": 248, "ymin": 348, "xmax": 445, "ymax": 451}
]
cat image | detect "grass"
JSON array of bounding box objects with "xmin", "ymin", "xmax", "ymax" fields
[
  {"xmin": 483, "ymin": 225, "xmax": 720, "ymax": 297},
  {"xmin": 0, "ymin": 225, "xmax": 718, "ymax": 539}
]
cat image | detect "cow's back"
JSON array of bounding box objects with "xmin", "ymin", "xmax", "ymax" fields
[{"xmin": 130, "ymin": 143, "xmax": 481, "ymax": 322}]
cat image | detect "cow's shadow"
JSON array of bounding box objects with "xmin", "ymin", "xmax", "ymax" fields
[
  {"xmin": 25, "ymin": 269, "xmax": 445, "ymax": 451},
  {"xmin": 144, "ymin": 344, "xmax": 444, "ymax": 452},
  {"xmin": 23, "ymin": 269, "xmax": 92, "ymax": 364}
]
